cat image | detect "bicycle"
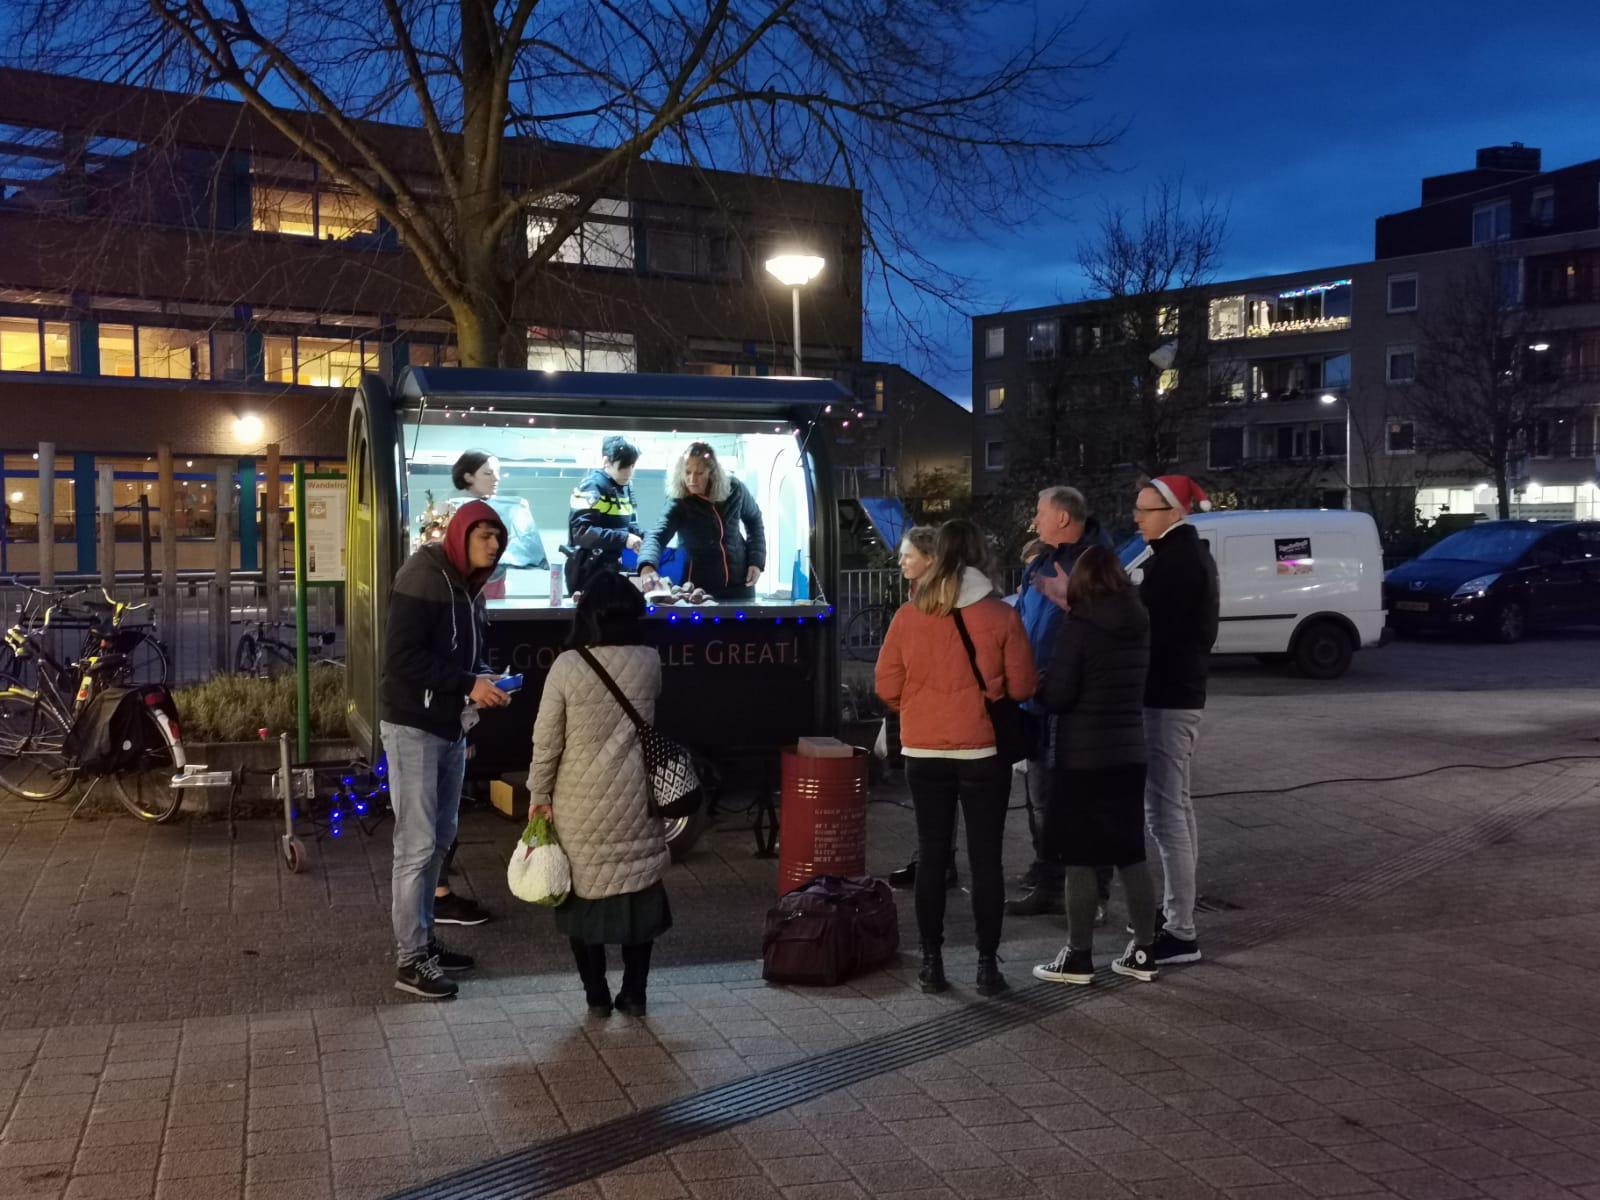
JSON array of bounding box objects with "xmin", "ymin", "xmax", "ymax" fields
[
  {"xmin": 1, "ymin": 583, "xmax": 170, "ymax": 690},
  {"xmin": 841, "ymin": 600, "xmax": 898, "ymax": 661},
  {"xmin": 0, "ymin": 594, "xmax": 186, "ymax": 821},
  {"xmin": 234, "ymin": 619, "xmax": 340, "ymax": 677}
]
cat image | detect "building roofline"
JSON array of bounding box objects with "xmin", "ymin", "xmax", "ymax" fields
[{"xmin": 1376, "ymin": 154, "xmax": 1600, "ymax": 220}]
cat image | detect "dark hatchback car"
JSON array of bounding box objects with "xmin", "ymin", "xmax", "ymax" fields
[{"xmin": 1384, "ymin": 520, "xmax": 1600, "ymax": 642}]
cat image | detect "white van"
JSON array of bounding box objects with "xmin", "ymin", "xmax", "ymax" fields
[{"xmin": 1119, "ymin": 509, "xmax": 1389, "ymax": 679}]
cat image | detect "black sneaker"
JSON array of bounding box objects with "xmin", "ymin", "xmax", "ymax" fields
[
  {"xmin": 1151, "ymin": 931, "xmax": 1202, "ymax": 965},
  {"xmin": 433, "ymin": 893, "xmax": 492, "ymax": 926},
  {"xmin": 1112, "ymin": 941, "xmax": 1159, "ymax": 982},
  {"xmin": 1005, "ymin": 887, "xmax": 1064, "ymax": 917},
  {"xmin": 888, "ymin": 860, "xmax": 918, "ymax": 889},
  {"xmin": 1032, "ymin": 947, "xmax": 1094, "ymax": 986},
  {"xmin": 614, "ymin": 994, "xmax": 647, "ymax": 1018},
  {"xmin": 918, "ymin": 949, "xmax": 950, "ymax": 994},
  {"xmin": 395, "ymin": 957, "xmax": 458, "ymax": 1000},
  {"xmin": 427, "ymin": 941, "xmax": 475, "ymax": 972}
]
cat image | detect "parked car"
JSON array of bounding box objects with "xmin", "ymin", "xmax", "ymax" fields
[
  {"xmin": 1119, "ymin": 509, "xmax": 1388, "ymax": 679},
  {"xmin": 1383, "ymin": 520, "xmax": 1600, "ymax": 643}
]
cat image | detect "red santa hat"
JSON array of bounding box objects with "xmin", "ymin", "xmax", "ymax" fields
[{"xmin": 1149, "ymin": 474, "xmax": 1211, "ymax": 515}]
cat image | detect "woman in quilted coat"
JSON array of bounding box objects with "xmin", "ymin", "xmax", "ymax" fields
[{"xmin": 530, "ymin": 572, "xmax": 670, "ymax": 1017}]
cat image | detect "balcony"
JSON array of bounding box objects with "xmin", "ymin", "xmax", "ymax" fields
[{"xmin": 1210, "ymin": 279, "xmax": 1353, "ymax": 341}]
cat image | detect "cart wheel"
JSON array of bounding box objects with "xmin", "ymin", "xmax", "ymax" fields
[{"xmin": 281, "ymin": 836, "xmax": 307, "ymax": 874}]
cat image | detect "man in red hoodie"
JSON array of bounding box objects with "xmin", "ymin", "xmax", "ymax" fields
[{"xmin": 381, "ymin": 501, "xmax": 511, "ymax": 999}]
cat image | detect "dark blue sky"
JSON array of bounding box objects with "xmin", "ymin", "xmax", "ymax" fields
[{"xmin": 895, "ymin": 0, "xmax": 1600, "ymax": 401}]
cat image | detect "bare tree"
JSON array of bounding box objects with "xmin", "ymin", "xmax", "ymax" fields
[
  {"xmin": 1408, "ymin": 251, "xmax": 1565, "ymax": 519},
  {"xmin": 8, "ymin": 0, "xmax": 1116, "ymax": 368},
  {"xmin": 992, "ymin": 180, "xmax": 1225, "ymax": 538}
]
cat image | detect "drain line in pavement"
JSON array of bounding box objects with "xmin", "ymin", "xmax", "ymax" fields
[{"xmin": 391, "ymin": 767, "xmax": 1593, "ymax": 1200}]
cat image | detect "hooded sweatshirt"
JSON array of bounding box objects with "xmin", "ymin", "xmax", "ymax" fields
[
  {"xmin": 380, "ymin": 500, "xmax": 507, "ymax": 740},
  {"xmin": 875, "ymin": 566, "xmax": 1037, "ymax": 757},
  {"xmin": 1037, "ymin": 588, "xmax": 1151, "ymax": 769}
]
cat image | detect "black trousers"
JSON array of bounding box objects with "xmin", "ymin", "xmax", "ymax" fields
[
  {"xmin": 905, "ymin": 756, "xmax": 1010, "ymax": 956},
  {"xmin": 570, "ymin": 938, "xmax": 653, "ymax": 1006}
]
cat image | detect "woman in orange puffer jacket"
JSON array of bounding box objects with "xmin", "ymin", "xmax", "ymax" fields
[{"xmin": 875, "ymin": 519, "xmax": 1037, "ymax": 997}]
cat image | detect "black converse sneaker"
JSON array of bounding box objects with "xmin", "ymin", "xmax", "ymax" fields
[
  {"xmin": 1112, "ymin": 941, "xmax": 1159, "ymax": 982},
  {"xmin": 1032, "ymin": 947, "xmax": 1095, "ymax": 986},
  {"xmin": 426, "ymin": 941, "xmax": 475, "ymax": 972},
  {"xmin": 395, "ymin": 956, "xmax": 459, "ymax": 1000},
  {"xmin": 1151, "ymin": 931, "xmax": 1202, "ymax": 965}
]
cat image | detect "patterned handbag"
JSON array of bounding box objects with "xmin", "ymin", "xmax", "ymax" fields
[{"xmin": 576, "ymin": 647, "xmax": 704, "ymax": 820}]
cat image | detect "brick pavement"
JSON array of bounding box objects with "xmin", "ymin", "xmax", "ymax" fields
[{"xmin": 2, "ymin": 636, "xmax": 1599, "ymax": 1199}]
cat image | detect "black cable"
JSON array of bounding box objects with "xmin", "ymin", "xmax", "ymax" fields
[{"xmin": 1192, "ymin": 753, "xmax": 1600, "ymax": 800}]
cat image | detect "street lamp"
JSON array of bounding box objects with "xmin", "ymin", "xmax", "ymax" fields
[
  {"xmin": 1320, "ymin": 392, "xmax": 1352, "ymax": 509},
  {"xmin": 765, "ymin": 252, "xmax": 825, "ymax": 376}
]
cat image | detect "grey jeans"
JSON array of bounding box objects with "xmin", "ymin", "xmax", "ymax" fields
[
  {"xmin": 1143, "ymin": 707, "xmax": 1204, "ymax": 941},
  {"xmin": 382, "ymin": 721, "xmax": 467, "ymax": 966}
]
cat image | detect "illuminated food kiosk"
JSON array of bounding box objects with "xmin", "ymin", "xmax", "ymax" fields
[{"xmin": 344, "ymin": 368, "xmax": 848, "ymax": 806}]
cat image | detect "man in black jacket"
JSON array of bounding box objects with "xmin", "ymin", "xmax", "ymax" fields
[
  {"xmin": 382, "ymin": 500, "xmax": 511, "ymax": 999},
  {"xmin": 1132, "ymin": 475, "xmax": 1220, "ymax": 966},
  {"xmin": 566, "ymin": 435, "xmax": 643, "ymax": 593}
]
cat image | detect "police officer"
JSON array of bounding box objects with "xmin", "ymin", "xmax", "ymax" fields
[{"xmin": 566, "ymin": 435, "xmax": 643, "ymax": 593}]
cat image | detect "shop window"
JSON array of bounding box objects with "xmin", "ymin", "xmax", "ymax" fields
[{"xmin": 0, "ymin": 316, "xmax": 74, "ymax": 373}]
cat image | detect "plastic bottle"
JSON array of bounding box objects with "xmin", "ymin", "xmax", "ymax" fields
[
  {"xmin": 791, "ymin": 549, "xmax": 810, "ymax": 600},
  {"xmin": 549, "ymin": 565, "xmax": 563, "ymax": 607}
]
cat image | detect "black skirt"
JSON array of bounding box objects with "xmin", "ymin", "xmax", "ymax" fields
[
  {"xmin": 1047, "ymin": 763, "xmax": 1147, "ymax": 868},
  {"xmin": 554, "ymin": 880, "xmax": 673, "ymax": 945}
]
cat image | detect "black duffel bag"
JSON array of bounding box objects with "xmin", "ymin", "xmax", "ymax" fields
[{"xmin": 761, "ymin": 875, "xmax": 899, "ymax": 986}]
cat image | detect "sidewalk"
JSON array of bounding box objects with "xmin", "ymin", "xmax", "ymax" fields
[{"xmin": 3, "ymin": 637, "xmax": 1599, "ymax": 1199}]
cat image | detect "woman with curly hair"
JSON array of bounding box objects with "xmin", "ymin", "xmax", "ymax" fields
[{"xmin": 637, "ymin": 441, "xmax": 767, "ymax": 600}]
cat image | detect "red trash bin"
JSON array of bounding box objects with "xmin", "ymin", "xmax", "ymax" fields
[{"xmin": 778, "ymin": 746, "xmax": 868, "ymax": 893}]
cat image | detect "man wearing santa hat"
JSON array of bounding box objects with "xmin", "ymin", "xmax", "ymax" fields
[{"xmin": 1131, "ymin": 475, "xmax": 1219, "ymax": 965}]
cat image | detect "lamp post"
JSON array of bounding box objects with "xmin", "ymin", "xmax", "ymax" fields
[
  {"xmin": 1320, "ymin": 392, "xmax": 1352, "ymax": 509},
  {"xmin": 764, "ymin": 253, "xmax": 825, "ymax": 376}
]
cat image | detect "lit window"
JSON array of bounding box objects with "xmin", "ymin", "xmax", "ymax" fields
[
  {"xmin": 294, "ymin": 336, "xmax": 375, "ymax": 387},
  {"xmin": 263, "ymin": 335, "xmax": 295, "ymax": 383},
  {"xmin": 1027, "ymin": 318, "xmax": 1059, "ymax": 359},
  {"xmin": 98, "ymin": 324, "xmax": 137, "ymax": 377},
  {"xmin": 527, "ymin": 196, "xmax": 635, "ymax": 270},
  {"xmin": 137, "ymin": 327, "xmax": 210, "ymax": 380},
  {"xmin": 1386, "ymin": 345, "xmax": 1417, "ymax": 384},
  {"xmin": 527, "ymin": 328, "xmax": 636, "ymax": 373},
  {"xmin": 251, "ymin": 159, "xmax": 379, "ymax": 241},
  {"xmin": 984, "ymin": 383, "xmax": 1004, "ymax": 414},
  {"xmin": 1472, "ymin": 199, "xmax": 1511, "ymax": 245},
  {"xmin": 0, "ymin": 316, "xmax": 74, "ymax": 373},
  {"xmin": 1208, "ymin": 296, "xmax": 1245, "ymax": 340},
  {"xmin": 1387, "ymin": 274, "xmax": 1418, "ymax": 313},
  {"xmin": 984, "ymin": 326, "xmax": 1005, "ymax": 359},
  {"xmin": 1156, "ymin": 368, "xmax": 1179, "ymax": 396}
]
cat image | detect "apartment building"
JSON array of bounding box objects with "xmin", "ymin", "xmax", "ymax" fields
[
  {"xmin": 0, "ymin": 69, "xmax": 864, "ymax": 573},
  {"xmin": 972, "ymin": 143, "xmax": 1600, "ymax": 529}
]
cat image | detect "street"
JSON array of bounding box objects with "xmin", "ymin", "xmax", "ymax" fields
[{"xmin": 2, "ymin": 634, "xmax": 1599, "ymax": 1199}]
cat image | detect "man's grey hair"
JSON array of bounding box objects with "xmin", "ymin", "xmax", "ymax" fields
[{"xmin": 1039, "ymin": 485, "xmax": 1088, "ymax": 524}]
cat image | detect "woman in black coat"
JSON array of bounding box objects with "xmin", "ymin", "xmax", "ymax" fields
[
  {"xmin": 638, "ymin": 442, "xmax": 766, "ymax": 601},
  {"xmin": 1030, "ymin": 544, "xmax": 1162, "ymax": 987}
]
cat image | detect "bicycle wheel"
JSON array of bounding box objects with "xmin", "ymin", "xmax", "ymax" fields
[
  {"xmin": 233, "ymin": 634, "xmax": 258, "ymax": 676},
  {"xmin": 0, "ymin": 678, "xmax": 73, "ymax": 801},
  {"xmin": 842, "ymin": 605, "xmax": 892, "ymax": 661},
  {"xmin": 127, "ymin": 633, "xmax": 171, "ymax": 687},
  {"xmin": 109, "ymin": 706, "xmax": 184, "ymax": 823}
]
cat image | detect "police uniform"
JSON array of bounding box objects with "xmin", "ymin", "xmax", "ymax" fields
[{"xmin": 566, "ymin": 468, "xmax": 641, "ymax": 591}]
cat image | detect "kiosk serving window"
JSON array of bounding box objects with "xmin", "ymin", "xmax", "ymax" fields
[{"xmin": 400, "ymin": 414, "xmax": 813, "ymax": 604}]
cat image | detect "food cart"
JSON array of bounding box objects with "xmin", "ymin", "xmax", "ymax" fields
[{"xmin": 343, "ymin": 367, "xmax": 849, "ymax": 852}]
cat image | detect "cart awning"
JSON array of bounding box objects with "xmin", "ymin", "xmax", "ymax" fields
[{"xmin": 397, "ymin": 368, "xmax": 850, "ymax": 416}]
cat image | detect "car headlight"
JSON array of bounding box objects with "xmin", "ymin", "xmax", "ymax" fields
[{"xmin": 1451, "ymin": 573, "xmax": 1500, "ymax": 599}]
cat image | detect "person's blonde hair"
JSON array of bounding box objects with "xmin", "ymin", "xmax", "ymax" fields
[
  {"xmin": 913, "ymin": 519, "xmax": 992, "ymax": 617},
  {"xmin": 666, "ymin": 441, "xmax": 731, "ymax": 502}
]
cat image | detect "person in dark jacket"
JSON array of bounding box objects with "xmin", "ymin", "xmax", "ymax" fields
[
  {"xmin": 566, "ymin": 435, "xmax": 643, "ymax": 593},
  {"xmin": 1008, "ymin": 485, "xmax": 1116, "ymax": 917},
  {"xmin": 381, "ymin": 500, "xmax": 511, "ymax": 1000},
  {"xmin": 1030, "ymin": 545, "xmax": 1161, "ymax": 987},
  {"xmin": 638, "ymin": 442, "xmax": 766, "ymax": 601},
  {"xmin": 1131, "ymin": 475, "xmax": 1220, "ymax": 966}
]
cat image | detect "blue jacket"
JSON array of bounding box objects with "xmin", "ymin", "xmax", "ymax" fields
[{"xmin": 1016, "ymin": 517, "xmax": 1114, "ymax": 713}]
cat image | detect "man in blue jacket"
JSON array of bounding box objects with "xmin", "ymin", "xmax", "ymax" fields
[{"xmin": 1007, "ymin": 485, "xmax": 1114, "ymax": 916}]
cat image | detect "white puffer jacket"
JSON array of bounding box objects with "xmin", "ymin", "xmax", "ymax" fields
[{"xmin": 528, "ymin": 645, "xmax": 668, "ymax": 899}]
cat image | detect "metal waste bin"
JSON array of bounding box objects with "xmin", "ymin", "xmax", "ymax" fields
[{"xmin": 778, "ymin": 746, "xmax": 868, "ymax": 893}]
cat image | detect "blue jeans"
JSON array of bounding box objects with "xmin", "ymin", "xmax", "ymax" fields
[
  {"xmin": 1143, "ymin": 708, "xmax": 1204, "ymax": 941},
  {"xmin": 382, "ymin": 721, "xmax": 467, "ymax": 966}
]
